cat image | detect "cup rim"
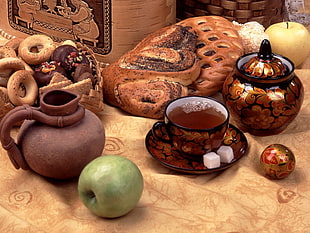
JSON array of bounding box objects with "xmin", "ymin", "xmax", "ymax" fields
[{"xmin": 164, "ymin": 96, "xmax": 229, "ymax": 131}]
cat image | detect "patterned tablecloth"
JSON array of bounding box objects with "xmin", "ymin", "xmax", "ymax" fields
[{"xmin": 0, "ymin": 36, "xmax": 310, "ymax": 232}]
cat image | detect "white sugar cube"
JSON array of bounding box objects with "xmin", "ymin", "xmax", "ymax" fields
[
  {"xmin": 217, "ymin": 146, "xmax": 234, "ymax": 163},
  {"xmin": 203, "ymin": 152, "xmax": 220, "ymax": 169}
]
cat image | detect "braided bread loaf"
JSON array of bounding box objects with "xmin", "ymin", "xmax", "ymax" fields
[
  {"xmin": 102, "ymin": 25, "xmax": 200, "ymax": 119},
  {"xmin": 177, "ymin": 16, "xmax": 244, "ymax": 96}
]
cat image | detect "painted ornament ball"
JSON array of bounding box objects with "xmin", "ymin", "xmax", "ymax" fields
[{"xmin": 260, "ymin": 144, "xmax": 296, "ymax": 179}]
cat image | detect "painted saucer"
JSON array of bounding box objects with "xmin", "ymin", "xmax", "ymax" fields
[{"xmin": 145, "ymin": 124, "xmax": 248, "ymax": 174}]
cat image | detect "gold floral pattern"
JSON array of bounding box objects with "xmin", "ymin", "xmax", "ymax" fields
[
  {"xmin": 260, "ymin": 144, "xmax": 295, "ymax": 180},
  {"xmin": 223, "ymin": 71, "xmax": 304, "ymax": 135},
  {"xmin": 146, "ymin": 124, "xmax": 248, "ymax": 174},
  {"xmin": 152, "ymin": 121, "xmax": 228, "ymax": 158}
]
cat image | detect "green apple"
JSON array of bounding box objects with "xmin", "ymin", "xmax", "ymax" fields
[
  {"xmin": 78, "ymin": 155, "xmax": 144, "ymax": 218},
  {"xmin": 265, "ymin": 22, "xmax": 310, "ymax": 67}
]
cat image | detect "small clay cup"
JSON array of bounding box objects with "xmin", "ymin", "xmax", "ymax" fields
[{"xmin": 151, "ymin": 96, "xmax": 229, "ymax": 160}]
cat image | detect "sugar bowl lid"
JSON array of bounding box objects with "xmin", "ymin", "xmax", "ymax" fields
[{"xmin": 241, "ymin": 39, "xmax": 289, "ymax": 78}]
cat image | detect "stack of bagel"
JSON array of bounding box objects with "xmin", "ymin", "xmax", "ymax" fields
[
  {"xmin": 102, "ymin": 15, "xmax": 251, "ymax": 119},
  {"xmin": 0, "ymin": 34, "xmax": 103, "ymax": 120}
]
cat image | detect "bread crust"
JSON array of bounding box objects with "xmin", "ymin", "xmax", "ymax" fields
[
  {"xmin": 177, "ymin": 16, "xmax": 244, "ymax": 96},
  {"xmin": 102, "ymin": 25, "xmax": 200, "ymax": 119}
]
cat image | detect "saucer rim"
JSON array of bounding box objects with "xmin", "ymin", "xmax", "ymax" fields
[{"xmin": 145, "ymin": 124, "xmax": 248, "ymax": 174}]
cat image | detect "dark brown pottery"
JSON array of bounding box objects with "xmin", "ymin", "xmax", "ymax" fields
[
  {"xmin": 222, "ymin": 40, "xmax": 304, "ymax": 136},
  {"xmin": 0, "ymin": 89, "xmax": 105, "ymax": 179}
]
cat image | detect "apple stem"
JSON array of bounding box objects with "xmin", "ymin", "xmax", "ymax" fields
[{"xmin": 287, "ymin": 22, "xmax": 289, "ymax": 29}]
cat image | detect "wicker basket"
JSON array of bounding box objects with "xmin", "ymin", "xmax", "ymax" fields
[
  {"xmin": 176, "ymin": 0, "xmax": 286, "ymax": 28},
  {"xmin": 0, "ymin": 35, "xmax": 104, "ymax": 124}
]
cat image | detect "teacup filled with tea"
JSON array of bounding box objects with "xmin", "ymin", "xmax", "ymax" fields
[{"xmin": 151, "ymin": 96, "xmax": 229, "ymax": 160}]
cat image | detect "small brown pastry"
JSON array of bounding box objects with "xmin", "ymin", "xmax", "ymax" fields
[
  {"xmin": 0, "ymin": 46, "xmax": 17, "ymax": 59},
  {"xmin": 0, "ymin": 57, "xmax": 34, "ymax": 86},
  {"xmin": 33, "ymin": 61, "xmax": 66, "ymax": 87},
  {"xmin": 73, "ymin": 63, "xmax": 95, "ymax": 85},
  {"xmin": 0, "ymin": 87, "xmax": 9, "ymax": 104},
  {"xmin": 7, "ymin": 70, "xmax": 38, "ymax": 106},
  {"xmin": 18, "ymin": 35, "xmax": 56, "ymax": 65},
  {"xmin": 51, "ymin": 45, "xmax": 89, "ymax": 73},
  {"xmin": 4, "ymin": 37, "xmax": 24, "ymax": 54}
]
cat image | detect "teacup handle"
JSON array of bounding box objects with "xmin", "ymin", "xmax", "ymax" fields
[{"xmin": 151, "ymin": 121, "xmax": 171, "ymax": 142}]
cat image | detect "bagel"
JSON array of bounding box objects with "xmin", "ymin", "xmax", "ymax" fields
[
  {"xmin": 0, "ymin": 57, "xmax": 34, "ymax": 86},
  {"xmin": 7, "ymin": 70, "xmax": 38, "ymax": 106},
  {"xmin": 3, "ymin": 37, "xmax": 23, "ymax": 55},
  {"xmin": 18, "ymin": 35, "xmax": 56, "ymax": 65},
  {"xmin": 61, "ymin": 40, "xmax": 77, "ymax": 48},
  {"xmin": 0, "ymin": 46, "xmax": 17, "ymax": 59},
  {"xmin": 0, "ymin": 86, "xmax": 9, "ymax": 104}
]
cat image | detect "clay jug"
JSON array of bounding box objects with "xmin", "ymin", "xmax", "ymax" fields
[{"xmin": 0, "ymin": 89, "xmax": 105, "ymax": 179}]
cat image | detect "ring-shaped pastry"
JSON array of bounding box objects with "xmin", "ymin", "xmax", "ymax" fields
[
  {"xmin": 0, "ymin": 46, "xmax": 17, "ymax": 59},
  {"xmin": 18, "ymin": 35, "xmax": 56, "ymax": 65},
  {"xmin": 3, "ymin": 37, "xmax": 23, "ymax": 55},
  {"xmin": 0, "ymin": 57, "xmax": 34, "ymax": 86},
  {"xmin": 7, "ymin": 70, "xmax": 38, "ymax": 106}
]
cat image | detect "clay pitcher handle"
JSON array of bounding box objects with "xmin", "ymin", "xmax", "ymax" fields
[
  {"xmin": 0, "ymin": 105, "xmax": 36, "ymax": 170},
  {"xmin": 0, "ymin": 104, "xmax": 85, "ymax": 170}
]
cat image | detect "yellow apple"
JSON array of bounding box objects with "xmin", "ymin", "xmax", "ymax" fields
[{"xmin": 265, "ymin": 22, "xmax": 310, "ymax": 67}]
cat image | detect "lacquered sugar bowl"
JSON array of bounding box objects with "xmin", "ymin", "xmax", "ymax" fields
[{"xmin": 222, "ymin": 39, "xmax": 304, "ymax": 136}]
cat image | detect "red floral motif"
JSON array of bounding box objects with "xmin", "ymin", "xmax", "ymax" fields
[
  {"xmin": 223, "ymin": 70, "xmax": 303, "ymax": 135},
  {"xmin": 278, "ymin": 153, "xmax": 288, "ymax": 164},
  {"xmin": 223, "ymin": 127, "xmax": 240, "ymax": 145},
  {"xmin": 249, "ymin": 86, "xmax": 266, "ymax": 95},
  {"xmin": 271, "ymin": 99, "xmax": 286, "ymax": 116},
  {"xmin": 181, "ymin": 141, "xmax": 204, "ymax": 154},
  {"xmin": 150, "ymin": 140, "xmax": 171, "ymax": 159},
  {"xmin": 271, "ymin": 116, "xmax": 289, "ymax": 129},
  {"xmin": 261, "ymin": 148, "xmax": 278, "ymax": 164},
  {"xmin": 229, "ymin": 79, "xmax": 245, "ymax": 100},
  {"xmin": 244, "ymin": 92, "xmax": 256, "ymax": 105},
  {"xmin": 242, "ymin": 105, "xmax": 274, "ymax": 129},
  {"xmin": 154, "ymin": 127, "xmax": 170, "ymax": 141},
  {"xmin": 235, "ymin": 93, "xmax": 254, "ymax": 110},
  {"xmin": 146, "ymin": 124, "xmax": 247, "ymax": 173},
  {"xmin": 277, "ymin": 172, "xmax": 290, "ymax": 179},
  {"xmin": 256, "ymin": 93, "xmax": 271, "ymax": 107},
  {"xmin": 172, "ymin": 127, "xmax": 184, "ymax": 136},
  {"xmin": 287, "ymin": 160, "xmax": 295, "ymax": 171},
  {"xmin": 267, "ymin": 168, "xmax": 277, "ymax": 177}
]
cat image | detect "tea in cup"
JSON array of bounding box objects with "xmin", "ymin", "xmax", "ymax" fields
[{"xmin": 151, "ymin": 96, "xmax": 229, "ymax": 160}]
